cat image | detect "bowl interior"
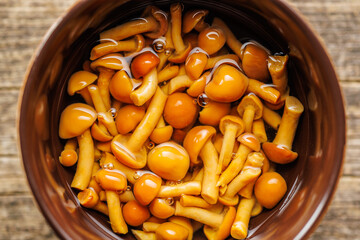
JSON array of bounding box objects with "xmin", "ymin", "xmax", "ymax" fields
[{"xmin": 18, "ymin": 0, "xmax": 345, "ymax": 239}]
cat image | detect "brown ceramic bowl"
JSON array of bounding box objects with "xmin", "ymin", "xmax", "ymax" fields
[{"xmin": 18, "ymin": 0, "xmax": 346, "ymax": 239}]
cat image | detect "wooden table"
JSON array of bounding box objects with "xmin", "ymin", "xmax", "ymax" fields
[{"xmin": 0, "ymin": 0, "xmax": 359, "ymax": 239}]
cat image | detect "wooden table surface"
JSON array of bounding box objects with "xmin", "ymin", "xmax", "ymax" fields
[{"xmin": 0, "ymin": 0, "xmax": 359, "ymax": 239}]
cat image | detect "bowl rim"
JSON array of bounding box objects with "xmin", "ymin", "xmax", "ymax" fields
[{"xmin": 17, "ymin": 0, "xmax": 346, "ymax": 239}]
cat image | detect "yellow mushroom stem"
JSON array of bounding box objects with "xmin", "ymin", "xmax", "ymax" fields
[
  {"xmin": 158, "ymin": 65, "xmax": 179, "ymax": 83},
  {"xmin": 238, "ymin": 178, "xmax": 257, "ymax": 199},
  {"xmin": 263, "ymin": 105, "xmax": 282, "ymax": 130},
  {"xmin": 99, "ymin": 152, "xmax": 138, "ymax": 184},
  {"xmin": 180, "ymin": 195, "xmax": 211, "ymax": 209},
  {"xmin": 273, "ymin": 96, "xmax": 304, "ymax": 149},
  {"xmin": 203, "ymin": 206, "xmax": 236, "ymax": 240},
  {"xmin": 71, "ymin": 129, "xmax": 94, "ymax": 190},
  {"xmin": 97, "ymin": 67, "xmax": 115, "ymax": 110},
  {"xmin": 119, "ymin": 190, "xmax": 136, "ymax": 202},
  {"xmin": 78, "ymin": 88, "xmax": 93, "ymax": 106},
  {"xmin": 204, "ymin": 54, "xmax": 240, "ymax": 70},
  {"xmin": 99, "ymin": 191, "xmax": 107, "ymax": 201},
  {"xmin": 246, "ymin": 79, "xmax": 280, "ymax": 104},
  {"xmin": 222, "ymin": 152, "xmax": 264, "ymax": 199},
  {"xmin": 252, "ymin": 119, "xmax": 267, "ymax": 143},
  {"xmin": 143, "ymin": 222, "xmax": 161, "ymax": 232},
  {"xmin": 268, "ymin": 55, "xmax": 289, "ymax": 95},
  {"xmin": 242, "ymin": 105, "xmax": 256, "ymax": 133},
  {"xmin": 168, "ymin": 75, "xmax": 193, "ymax": 94},
  {"xmin": 100, "ymin": 16, "xmax": 158, "ymax": 42},
  {"xmin": 98, "ymin": 112, "xmax": 118, "ymax": 136},
  {"xmin": 126, "ymin": 87, "xmax": 167, "ymax": 151},
  {"xmin": 212, "ymin": 18, "xmax": 243, "ymax": 59},
  {"xmin": 157, "ymin": 181, "xmax": 201, "ymax": 198},
  {"xmin": 251, "ymin": 199, "xmax": 263, "ymax": 217},
  {"xmin": 130, "ymin": 68, "xmax": 158, "ymax": 106},
  {"xmin": 199, "ymin": 140, "xmax": 219, "ymax": 204},
  {"xmin": 91, "ymin": 35, "xmax": 144, "ymax": 60},
  {"xmin": 230, "ymin": 196, "xmax": 256, "ymax": 239},
  {"xmin": 157, "ymin": 52, "xmax": 171, "ymax": 71},
  {"xmin": 174, "ymin": 201, "xmax": 223, "ymax": 228},
  {"xmin": 93, "ymin": 201, "xmax": 109, "ymax": 216},
  {"xmin": 170, "ymin": 3, "xmax": 187, "ymax": 54},
  {"xmin": 106, "ymin": 190, "xmax": 128, "ymax": 234},
  {"xmin": 191, "ymin": 168, "xmax": 204, "ymax": 181},
  {"xmin": 88, "ymin": 84, "xmax": 107, "ymax": 112},
  {"xmin": 217, "ymin": 144, "xmax": 252, "ymax": 188},
  {"xmin": 94, "ymin": 148, "xmax": 102, "ymax": 160},
  {"xmin": 96, "ymin": 141, "xmax": 111, "ymax": 152},
  {"xmin": 88, "ymin": 163, "xmax": 102, "ymax": 193},
  {"xmin": 217, "ymin": 123, "xmax": 240, "ymax": 173},
  {"xmin": 132, "ymin": 229, "xmax": 157, "ymax": 240},
  {"xmin": 59, "ymin": 138, "xmax": 78, "ymax": 167}
]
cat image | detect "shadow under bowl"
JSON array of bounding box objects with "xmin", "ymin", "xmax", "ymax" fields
[{"xmin": 18, "ymin": 0, "xmax": 346, "ymax": 239}]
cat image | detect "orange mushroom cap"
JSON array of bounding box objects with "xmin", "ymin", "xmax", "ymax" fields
[
  {"xmin": 149, "ymin": 198, "xmax": 176, "ymax": 219},
  {"xmin": 199, "ymin": 101, "xmax": 231, "ymax": 126},
  {"xmin": 109, "ymin": 70, "xmax": 134, "ymax": 104},
  {"xmin": 183, "ymin": 125, "xmax": 216, "ymax": 165},
  {"xmin": 182, "ymin": 9, "xmax": 209, "ymax": 34},
  {"xmin": 262, "ymin": 142, "xmax": 298, "ymax": 164},
  {"xmin": 242, "ymin": 43, "xmax": 270, "ymax": 82},
  {"xmin": 131, "ymin": 51, "xmax": 160, "ymax": 79},
  {"xmin": 67, "ymin": 71, "xmax": 98, "ymax": 96},
  {"xmin": 123, "ymin": 200, "xmax": 150, "ymax": 226},
  {"xmin": 219, "ymin": 115, "xmax": 244, "ymax": 137},
  {"xmin": 141, "ymin": 6, "xmax": 168, "ymax": 39},
  {"xmin": 156, "ymin": 222, "xmax": 189, "ymax": 240},
  {"xmin": 238, "ymin": 133, "xmax": 260, "ymax": 152},
  {"xmin": 203, "ymin": 206, "xmax": 236, "ymax": 240},
  {"xmin": 198, "ymin": 27, "xmax": 226, "ymax": 55},
  {"xmin": 95, "ymin": 168, "xmax": 127, "ymax": 191},
  {"xmin": 237, "ymin": 94, "xmax": 263, "ymax": 120},
  {"xmin": 133, "ymin": 173, "xmax": 162, "ymax": 206},
  {"xmin": 115, "ymin": 105, "xmax": 146, "ymax": 135},
  {"xmin": 91, "ymin": 122, "xmax": 113, "ymax": 142}
]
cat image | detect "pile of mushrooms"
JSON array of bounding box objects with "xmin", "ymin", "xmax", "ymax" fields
[{"xmin": 58, "ymin": 3, "xmax": 303, "ymax": 240}]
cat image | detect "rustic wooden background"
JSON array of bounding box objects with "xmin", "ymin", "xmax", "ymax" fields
[{"xmin": 0, "ymin": 0, "xmax": 359, "ymax": 239}]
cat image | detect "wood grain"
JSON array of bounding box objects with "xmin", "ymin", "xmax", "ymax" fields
[{"xmin": 0, "ymin": 0, "xmax": 359, "ymax": 239}]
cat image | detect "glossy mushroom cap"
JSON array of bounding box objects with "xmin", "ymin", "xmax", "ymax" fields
[
  {"xmin": 182, "ymin": 9, "xmax": 209, "ymax": 34},
  {"xmin": 149, "ymin": 198, "xmax": 176, "ymax": 219},
  {"xmin": 109, "ymin": 70, "xmax": 135, "ymax": 104},
  {"xmin": 67, "ymin": 71, "xmax": 98, "ymax": 96},
  {"xmin": 205, "ymin": 64, "xmax": 248, "ymax": 103},
  {"xmin": 203, "ymin": 206, "xmax": 236, "ymax": 240},
  {"xmin": 141, "ymin": 6, "xmax": 168, "ymax": 39},
  {"xmin": 199, "ymin": 101, "xmax": 231, "ymax": 126},
  {"xmin": 122, "ymin": 200, "xmax": 150, "ymax": 226},
  {"xmin": 115, "ymin": 105, "xmax": 146, "ymax": 135},
  {"xmin": 185, "ymin": 50, "xmax": 208, "ymax": 80},
  {"xmin": 95, "ymin": 168, "xmax": 127, "ymax": 191},
  {"xmin": 238, "ymin": 133, "xmax": 260, "ymax": 152},
  {"xmin": 219, "ymin": 115, "xmax": 244, "ymax": 137},
  {"xmin": 198, "ymin": 27, "xmax": 226, "ymax": 55},
  {"xmin": 147, "ymin": 142, "xmax": 190, "ymax": 181},
  {"xmin": 156, "ymin": 222, "xmax": 189, "ymax": 240},
  {"xmin": 183, "ymin": 125, "xmax": 216, "ymax": 165},
  {"xmin": 262, "ymin": 142, "xmax": 298, "ymax": 164},
  {"xmin": 59, "ymin": 103, "xmax": 97, "ymax": 139},
  {"xmin": 237, "ymin": 94, "xmax": 263, "ymax": 119},
  {"xmin": 242, "ymin": 42, "xmax": 270, "ymax": 82},
  {"xmin": 133, "ymin": 173, "xmax": 162, "ymax": 205},
  {"xmin": 131, "ymin": 51, "xmax": 160, "ymax": 79},
  {"xmin": 91, "ymin": 123, "xmax": 113, "ymax": 142}
]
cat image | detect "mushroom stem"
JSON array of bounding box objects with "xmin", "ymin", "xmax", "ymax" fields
[
  {"xmin": 106, "ymin": 190, "xmax": 128, "ymax": 234},
  {"xmin": 170, "ymin": 3, "xmax": 187, "ymax": 53},
  {"xmin": 175, "ymin": 201, "xmax": 223, "ymax": 228},
  {"xmin": 199, "ymin": 140, "xmax": 219, "ymax": 204},
  {"xmin": 127, "ymin": 87, "xmax": 167, "ymax": 151},
  {"xmin": 130, "ymin": 68, "xmax": 158, "ymax": 106},
  {"xmin": 157, "ymin": 181, "xmax": 201, "ymax": 198},
  {"xmin": 98, "ymin": 112, "xmax": 118, "ymax": 136},
  {"xmin": 268, "ymin": 55, "xmax": 289, "ymax": 95},
  {"xmin": 217, "ymin": 123, "xmax": 239, "ymax": 173},
  {"xmin": 97, "ymin": 67, "xmax": 115, "ymax": 110},
  {"xmin": 222, "ymin": 152, "xmax": 263, "ymax": 199},
  {"xmin": 91, "ymin": 35, "xmax": 145, "ymax": 60},
  {"xmin": 180, "ymin": 195, "xmax": 211, "ymax": 209},
  {"xmin": 88, "ymin": 84, "xmax": 107, "ymax": 112},
  {"xmin": 93, "ymin": 201, "xmax": 109, "ymax": 216},
  {"xmin": 273, "ymin": 96, "xmax": 304, "ymax": 149},
  {"xmin": 204, "ymin": 54, "xmax": 240, "ymax": 70},
  {"xmin": 212, "ymin": 18, "xmax": 243, "ymax": 59},
  {"xmin": 78, "ymin": 88, "xmax": 93, "ymax": 106},
  {"xmin": 217, "ymin": 144, "xmax": 252, "ymax": 188},
  {"xmin": 143, "ymin": 222, "xmax": 161, "ymax": 232},
  {"xmin": 168, "ymin": 75, "xmax": 193, "ymax": 94},
  {"xmin": 243, "ymin": 105, "xmax": 255, "ymax": 133},
  {"xmin": 252, "ymin": 119, "xmax": 267, "ymax": 143},
  {"xmin": 263, "ymin": 105, "xmax": 282, "ymax": 130},
  {"xmin": 238, "ymin": 178, "xmax": 257, "ymax": 199},
  {"xmin": 246, "ymin": 79, "xmax": 280, "ymax": 104},
  {"xmin": 158, "ymin": 65, "xmax": 180, "ymax": 83},
  {"xmin": 132, "ymin": 229, "xmax": 157, "ymax": 240},
  {"xmin": 230, "ymin": 196, "xmax": 256, "ymax": 239},
  {"xmin": 71, "ymin": 129, "xmax": 94, "ymax": 190},
  {"xmin": 100, "ymin": 16, "xmax": 158, "ymax": 42}
]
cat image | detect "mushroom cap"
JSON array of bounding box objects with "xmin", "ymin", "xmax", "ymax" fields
[
  {"xmin": 91, "ymin": 122, "xmax": 113, "ymax": 142},
  {"xmin": 185, "ymin": 51, "xmax": 208, "ymax": 80},
  {"xmin": 242, "ymin": 43, "xmax": 270, "ymax": 82},
  {"xmin": 59, "ymin": 149, "xmax": 78, "ymax": 167},
  {"xmin": 122, "ymin": 200, "xmax": 150, "ymax": 226},
  {"xmin": 262, "ymin": 142, "xmax": 298, "ymax": 164},
  {"xmin": 147, "ymin": 142, "xmax": 190, "ymax": 181},
  {"xmin": 90, "ymin": 53, "xmax": 124, "ymax": 71},
  {"xmin": 169, "ymin": 216, "xmax": 193, "ymax": 240},
  {"xmin": 205, "ymin": 64, "xmax": 249, "ymax": 103},
  {"xmin": 131, "ymin": 51, "xmax": 160, "ymax": 79},
  {"xmin": 141, "ymin": 6, "xmax": 168, "ymax": 39},
  {"xmin": 203, "ymin": 206, "xmax": 236, "ymax": 240},
  {"xmin": 133, "ymin": 173, "xmax": 162, "ymax": 206},
  {"xmin": 183, "ymin": 125, "xmax": 216, "ymax": 165},
  {"xmin": 156, "ymin": 222, "xmax": 189, "ymax": 240},
  {"xmin": 109, "ymin": 70, "xmax": 134, "ymax": 104},
  {"xmin": 95, "ymin": 168, "xmax": 127, "ymax": 191},
  {"xmin": 168, "ymin": 43, "xmax": 192, "ymax": 64},
  {"xmin": 77, "ymin": 188, "xmax": 99, "ymax": 208},
  {"xmin": 150, "ymin": 125, "xmax": 174, "ymax": 144},
  {"xmin": 67, "ymin": 71, "xmax": 98, "ymax": 96},
  {"xmin": 183, "ymin": 9, "xmax": 209, "ymax": 34},
  {"xmin": 198, "ymin": 27, "xmax": 226, "ymax": 55},
  {"xmin": 284, "ymin": 95, "xmax": 304, "ymax": 117},
  {"xmin": 59, "ymin": 103, "xmax": 97, "ymax": 139},
  {"xmin": 237, "ymin": 94, "xmax": 263, "ymax": 120},
  {"xmin": 134, "ymin": 34, "xmax": 146, "ymax": 52},
  {"xmin": 219, "ymin": 115, "xmax": 244, "ymax": 137},
  {"xmin": 237, "ymin": 133, "xmax": 260, "ymax": 152},
  {"xmin": 149, "ymin": 198, "xmax": 176, "ymax": 219},
  {"xmin": 187, "ymin": 71, "xmax": 209, "ymax": 97},
  {"xmin": 213, "ymin": 133, "xmax": 239, "ymax": 154},
  {"xmin": 111, "ymin": 134, "xmax": 147, "ymax": 169},
  {"xmin": 199, "ymin": 101, "xmax": 231, "ymax": 126},
  {"xmin": 115, "ymin": 104, "xmax": 146, "ymax": 135}
]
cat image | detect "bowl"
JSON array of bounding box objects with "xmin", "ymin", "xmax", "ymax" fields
[{"xmin": 18, "ymin": 0, "xmax": 346, "ymax": 239}]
